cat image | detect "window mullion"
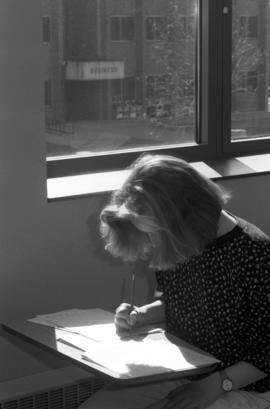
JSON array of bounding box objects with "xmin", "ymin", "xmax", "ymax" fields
[
  {"xmin": 206, "ymin": 0, "xmax": 227, "ymax": 158},
  {"xmin": 221, "ymin": 0, "xmax": 233, "ymax": 154}
]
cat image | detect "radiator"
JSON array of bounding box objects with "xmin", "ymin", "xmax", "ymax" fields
[{"xmin": 0, "ymin": 375, "xmax": 105, "ymax": 409}]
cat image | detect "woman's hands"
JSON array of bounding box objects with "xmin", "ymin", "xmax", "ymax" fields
[
  {"xmin": 146, "ymin": 373, "xmax": 222, "ymax": 409},
  {"xmin": 114, "ymin": 303, "xmax": 147, "ymax": 335},
  {"xmin": 114, "ymin": 300, "xmax": 165, "ymax": 335}
]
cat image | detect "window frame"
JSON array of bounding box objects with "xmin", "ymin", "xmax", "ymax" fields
[
  {"xmin": 222, "ymin": 0, "xmax": 270, "ymax": 156},
  {"xmin": 47, "ymin": 0, "xmax": 270, "ymax": 179},
  {"xmin": 239, "ymin": 15, "xmax": 258, "ymax": 39},
  {"xmin": 110, "ymin": 15, "xmax": 135, "ymax": 42}
]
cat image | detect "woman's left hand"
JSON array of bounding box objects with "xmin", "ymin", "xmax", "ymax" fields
[{"xmin": 146, "ymin": 373, "xmax": 222, "ymax": 409}]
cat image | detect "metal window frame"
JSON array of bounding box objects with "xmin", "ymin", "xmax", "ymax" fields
[
  {"xmin": 110, "ymin": 15, "xmax": 135, "ymax": 42},
  {"xmin": 48, "ymin": 0, "xmax": 209, "ymax": 178},
  {"xmin": 222, "ymin": 0, "xmax": 270, "ymax": 156}
]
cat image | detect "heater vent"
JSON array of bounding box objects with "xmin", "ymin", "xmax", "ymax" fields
[
  {"xmin": 20, "ymin": 396, "xmax": 34, "ymax": 409},
  {"xmin": 1, "ymin": 378, "xmax": 105, "ymax": 409}
]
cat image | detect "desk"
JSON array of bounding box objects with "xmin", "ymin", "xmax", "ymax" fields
[{"xmin": 2, "ymin": 318, "xmax": 219, "ymax": 386}]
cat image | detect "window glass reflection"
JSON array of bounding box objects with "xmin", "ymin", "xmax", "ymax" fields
[
  {"xmin": 43, "ymin": 0, "xmax": 198, "ymax": 158},
  {"xmin": 231, "ymin": 0, "xmax": 270, "ymax": 141}
]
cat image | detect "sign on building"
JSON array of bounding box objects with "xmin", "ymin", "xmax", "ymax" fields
[{"xmin": 66, "ymin": 61, "xmax": 125, "ymax": 81}]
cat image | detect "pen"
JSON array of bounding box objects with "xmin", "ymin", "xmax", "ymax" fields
[
  {"xmin": 130, "ymin": 270, "xmax": 136, "ymax": 310},
  {"xmin": 120, "ymin": 276, "xmax": 126, "ymax": 304},
  {"xmin": 127, "ymin": 268, "xmax": 137, "ymax": 326}
]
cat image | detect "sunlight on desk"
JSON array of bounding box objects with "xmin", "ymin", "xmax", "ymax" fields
[
  {"xmin": 82, "ymin": 333, "xmax": 219, "ymax": 379},
  {"xmin": 25, "ymin": 308, "xmax": 220, "ymax": 381}
]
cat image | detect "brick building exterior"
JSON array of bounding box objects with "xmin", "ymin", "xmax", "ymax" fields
[{"xmin": 43, "ymin": 0, "xmax": 269, "ymax": 124}]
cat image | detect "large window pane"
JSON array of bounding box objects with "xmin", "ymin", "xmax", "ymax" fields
[
  {"xmin": 44, "ymin": 0, "xmax": 199, "ymax": 158},
  {"xmin": 231, "ymin": 0, "xmax": 270, "ymax": 141},
  {"xmin": 122, "ymin": 16, "xmax": 135, "ymax": 40},
  {"xmin": 111, "ymin": 17, "xmax": 121, "ymax": 41}
]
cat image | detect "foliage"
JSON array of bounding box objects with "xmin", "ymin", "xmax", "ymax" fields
[{"xmin": 146, "ymin": 0, "xmax": 196, "ymax": 126}]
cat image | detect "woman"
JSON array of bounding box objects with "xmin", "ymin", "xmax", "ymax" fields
[{"xmin": 80, "ymin": 154, "xmax": 270, "ymax": 409}]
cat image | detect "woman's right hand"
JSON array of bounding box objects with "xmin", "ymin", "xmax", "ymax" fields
[{"xmin": 114, "ymin": 303, "xmax": 146, "ymax": 335}]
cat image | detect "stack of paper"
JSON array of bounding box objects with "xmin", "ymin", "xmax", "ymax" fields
[
  {"xmin": 29, "ymin": 308, "xmax": 121, "ymax": 341},
  {"xmin": 28, "ymin": 308, "xmax": 164, "ymax": 342},
  {"xmin": 28, "ymin": 308, "xmax": 219, "ymax": 380},
  {"xmin": 82, "ymin": 334, "xmax": 219, "ymax": 378}
]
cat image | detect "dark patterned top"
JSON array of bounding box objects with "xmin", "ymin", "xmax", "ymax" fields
[{"xmin": 156, "ymin": 216, "xmax": 270, "ymax": 392}]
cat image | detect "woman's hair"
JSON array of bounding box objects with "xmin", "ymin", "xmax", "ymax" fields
[{"xmin": 100, "ymin": 154, "xmax": 231, "ymax": 270}]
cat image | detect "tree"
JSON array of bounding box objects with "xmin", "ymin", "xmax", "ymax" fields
[
  {"xmin": 148, "ymin": 0, "xmax": 265, "ymax": 123},
  {"xmin": 146, "ymin": 0, "xmax": 197, "ymax": 127},
  {"xmin": 231, "ymin": 12, "xmax": 263, "ymax": 109}
]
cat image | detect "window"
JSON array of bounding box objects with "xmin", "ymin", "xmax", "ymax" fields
[
  {"xmin": 240, "ymin": 16, "xmax": 258, "ymax": 38},
  {"xmin": 146, "ymin": 17, "xmax": 174, "ymax": 41},
  {"xmin": 111, "ymin": 78, "xmax": 136, "ymax": 101},
  {"xmin": 111, "ymin": 16, "xmax": 135, "ymax": 41},
  {"xmin": 181, "ymin": 16, "xmax": 196, "ymax": 38},
  {"xmin": 228, "ymin": 0, "xmax": 270, "ymax": 146},
  {"xmin": 42, "ymin": 16, "xmax": 50, "ymax": 43},
  {"xmin": 239, "ymin": 70, "xmax": 258, "ymax": 92},
  {"xmin": 112, "ymin": 77, "xmax": 136, "ymax": 119},
  {"xmin": 45, "ymin": 0, "xmax": 270, "ymax": 179}
]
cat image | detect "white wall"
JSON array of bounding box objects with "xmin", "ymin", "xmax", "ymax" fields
[
  {"xmin": 0, "ymin": 0, "xmax": 270, "ymax": 386},
  {"xmin": 221, "ymin": 175, "xmax": 270, "ymax": 233}
]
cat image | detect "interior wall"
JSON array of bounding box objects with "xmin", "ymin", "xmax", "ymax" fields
[
  {"xmin": 220, "ymin": 175, "xmax": 270, "ymax": 234},
  {"xmin": 0, "ymin": 0, "xmax": 270, "ymax": 387}
]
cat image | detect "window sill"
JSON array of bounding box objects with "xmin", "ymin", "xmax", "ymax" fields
[{"xmin": 47, "ymin": 153, "xmax": 270, "ymax": 201}]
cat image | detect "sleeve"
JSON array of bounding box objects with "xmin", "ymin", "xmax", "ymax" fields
[
  {"xmin": 155, "ymin": 271, "xmax": 165, "ymax": 299},
  {"xmin": 242, "ymin": 247, "xmax": 270, "ymax": 375},
  {"xmin": 155, "ymin": 270, "xmax": 165, "ymax": 293},
  {"xmin": 155, "ymin": 270, "xmax": 170, "ymax": 299}
]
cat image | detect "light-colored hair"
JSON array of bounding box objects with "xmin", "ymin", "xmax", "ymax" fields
[{"xmin": 100, "ymin": 154, "xmax": 231, "ymax": 270}]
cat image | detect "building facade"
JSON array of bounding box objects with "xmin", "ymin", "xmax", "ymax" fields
[{"xmin": 43, "ymin": 0, "xmax": 269, "ymax": 124}]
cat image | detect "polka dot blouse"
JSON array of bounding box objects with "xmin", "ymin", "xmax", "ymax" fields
[{"xmin": 156, "ymin": 216, "xmax": 270, "ymax": 392}]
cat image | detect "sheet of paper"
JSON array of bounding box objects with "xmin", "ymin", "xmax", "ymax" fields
[
  {"xmin": 28, "ymin": 308, "xmax": 219, "ymax": 379},
  {"xmin": 81, "ymin": 332, "xmax": 219, "ymax": 379},
  {"xmin": 28, "ymin": 308, "xmax": 116, "ymax": 339},
  {"xmin": 29, "ymin": 308, "xmax": 114, "ymax": 327},
  {"xmin": 28, "ymin": 308, "xmax": 164, "ymax": 341}
]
